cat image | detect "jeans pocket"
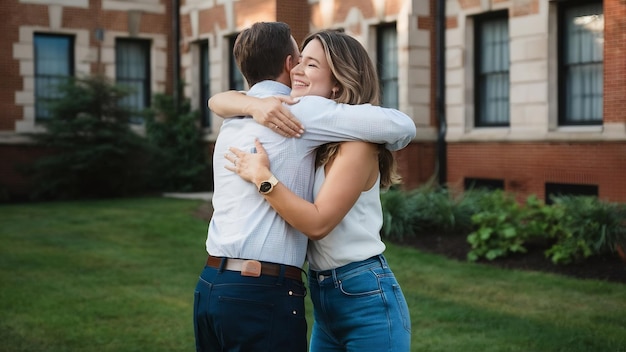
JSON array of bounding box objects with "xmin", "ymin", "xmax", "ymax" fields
[
  {"xmin": 217, "ymin": 295, "xmax": 274, "ymax": 350},
  {"xmin": 338, "ymin": 270, "xmax": 381, "ymax": 297},
  {"xmin": 289, "ymin": 280, "xmax": 307, "ymax": 298}
]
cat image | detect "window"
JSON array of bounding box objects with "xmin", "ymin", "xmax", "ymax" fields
[
  {"xmin": 475, "ymin": 12, "xmax": 509, "ymax": 127},
  {"xmin": 558, "ymin": 1, "xmax": 603, "ymax": 125},
  {"xmin": 229, "ymin": 35, "xmax": 245, "ymax": 90},
  {"xmin": 377, "ymin": 24, "xmax": 398, "ymax": 109},
  {"xmin": 464, "ymin": 178, "xmax": 505, "ymax": 191},
  {"xmin": 545, "ymin": 182, "xmax": 598, "ymax": 204},
  {"xmin": 34, "ymin": 34, "xmax": 74, "ymax": 120},
  {"xmin": 116, "ymin": 38, "xmax": 151, "ymax": 123},
  {"xmin": 200, "ymin": 40, "xmax": 211, "ymax": 128}
]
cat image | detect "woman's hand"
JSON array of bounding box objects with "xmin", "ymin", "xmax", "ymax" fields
[
  {"xmin": 225, "ymin": 139, "xmax": 273, "ymax": 185},
  {"xmin": 247, "ymin": 96, "xmax": 304, "ymax": 138}
]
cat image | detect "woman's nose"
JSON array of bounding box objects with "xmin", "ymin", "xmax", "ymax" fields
[{"xmin": 291, "ymin": 63, "xmax": 303, "ymax": 74}]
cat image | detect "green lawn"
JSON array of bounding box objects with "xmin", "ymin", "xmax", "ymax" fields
[{"xmin": 0, "ymin": 197, "xmax": 624, "ymax": 351}]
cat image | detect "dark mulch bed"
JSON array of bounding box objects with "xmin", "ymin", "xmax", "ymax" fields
[{"xmin": 395, "ymin": 233, "xmax": 626, "ymax": 285}]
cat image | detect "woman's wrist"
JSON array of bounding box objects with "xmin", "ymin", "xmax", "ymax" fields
[
  {"xmin": 242, "ymin": 101, "xmax": 254, "ymax": 117},
  {"xmin": 253, "ymin": 169, "xmax": 275, "ymax": 188}
]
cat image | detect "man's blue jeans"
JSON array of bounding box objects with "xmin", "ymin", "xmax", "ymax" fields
[
  {"xmin": 308, "ymin": 255, "xmax": 411, "ymax": 352},
  {"xmin": 193, "ymin": 262, "xmax": 307, "ymax": 352}
]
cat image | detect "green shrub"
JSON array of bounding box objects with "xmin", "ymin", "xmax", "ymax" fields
[
  {"xmin": 383, "ymin": 186, "xmax": 626, "ymax": 266},
  {"xmin": 453, "ymin": 188, "xmax": 493, "ymax": 233},
  {"xmin": 144, "ymin": 90, "xmax": 211, "ymax": 192},
  {"xmin": 545, "ymin": 196, "xmax": 626, "ymax": 264},
  {"xmin": 381, "ymin": 187, "xmax": 418, "ymax": 240},
  {"xmin": 410, "ymin": 185, "xmax": 467, "ymax": 234},
  {"xmin": 466, "ymin": 190, "xmax": 528, "ymax": 261},
  {"xmin": 381, "ymin": 185, "xmax": 476, "ymax": 240},
  {"xmin": 26, "ymin": 75, "xmax": 152, "ymax": 199}
]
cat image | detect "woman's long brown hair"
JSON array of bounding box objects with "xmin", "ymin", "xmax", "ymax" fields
[{"xmin": 303, "ymin": 30, "xmax": 402, "ymax": 188}]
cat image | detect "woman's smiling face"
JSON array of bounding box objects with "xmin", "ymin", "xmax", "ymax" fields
[{"xmin": 290, "ymin": 39, "xmax": 337, "ymax": 99}]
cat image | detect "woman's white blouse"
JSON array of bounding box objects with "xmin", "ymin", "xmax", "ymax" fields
[{"xmin": 306, "ymin": 166, "xmax": 386, "ymax": 271}]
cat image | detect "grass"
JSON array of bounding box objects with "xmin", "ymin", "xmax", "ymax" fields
[{"xmin": 0, "ymin": 197, "xmax": 625, "ymax": 351}]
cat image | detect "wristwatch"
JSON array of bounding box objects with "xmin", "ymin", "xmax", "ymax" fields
[{"xmin": 259, "ymin": 175, "xmax": 278, "ymax": 195}]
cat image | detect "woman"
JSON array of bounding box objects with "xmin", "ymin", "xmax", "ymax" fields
[{"xmin": 212, "ymin": 30, "xmax": 411, "ymax": 352}]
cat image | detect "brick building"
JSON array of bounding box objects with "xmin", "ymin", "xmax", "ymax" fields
[
  {"xmin": 445, "ymin": 0, "xmax": 626, "ymax": 203},
  {"xmin": 1, "ymin": 0, "xmax": 624, "ymax": 203},
  {"xmin": 0, "ymin": 0, "xmax": 174, "ymax": 197}
]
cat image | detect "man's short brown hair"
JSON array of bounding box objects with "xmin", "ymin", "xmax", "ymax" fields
[{"xmin": 233, "ymin": 22, "xmax": 296, "ymax": 87}]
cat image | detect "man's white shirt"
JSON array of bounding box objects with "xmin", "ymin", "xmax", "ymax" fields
[{"xmin": 206, "ymin": 80, "xmax": 416, "ymax": 268}]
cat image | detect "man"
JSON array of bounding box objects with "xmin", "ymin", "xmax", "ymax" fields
[{"xmin": 193, "ymin": 22, "xmax": 415, "ymax": 352}]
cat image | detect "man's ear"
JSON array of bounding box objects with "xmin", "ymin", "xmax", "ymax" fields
[{"xmin": 285, "ymin": 54, "xmax": 294, "ymax": 73}]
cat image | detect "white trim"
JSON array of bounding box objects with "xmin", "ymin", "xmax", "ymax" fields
[
  {"xmin": 19, "ymin": 0, "xmax": 88, "ymax": 8},
  {"xmin": 102, "ymin": 0, "xmax": 165, "ymax": 14}
]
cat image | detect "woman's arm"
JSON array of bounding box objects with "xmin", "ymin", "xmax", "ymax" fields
[
  {"xmin": 226, "ymin": 139, "xmax": 378, "ymax": 240},
  {"xmin": 208, "ymin": 91, "xmax": 303, "ymax": 137},
  {"xmin": 288, "ymin": 96, "xmax": 416, "ymax": 151}
]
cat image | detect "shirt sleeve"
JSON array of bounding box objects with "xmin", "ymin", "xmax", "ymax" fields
[{"xmin": 289, "ymin": 96, "xmax": 416, "ymax": 151}]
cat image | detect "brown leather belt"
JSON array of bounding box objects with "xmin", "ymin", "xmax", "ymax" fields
[{"xmin": 206, "ymin": 255, "xmax": 302, "ymax": 281}]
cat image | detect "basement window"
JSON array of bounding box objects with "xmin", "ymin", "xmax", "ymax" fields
[
  {"xmin": 545, "ymin": 182, "xmax": 598, "ymax": 204},
  {"xmin": 464, "ymin": 178, "xmax": 505, "ymax": 191}
]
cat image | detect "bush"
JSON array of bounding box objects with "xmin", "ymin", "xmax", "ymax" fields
[
  {"xmin": 381, "ymin": 185, "xmax": 477, "ymax": 240},
  {"xmin": 383, "ymin": 185, "xmax": 626, "ymax": 265},
  {"xmin": 381, "ymin": 187, "xmax": 418, "ymax": 241},
  {"xmin": 545, "ymin": 196, "xmax": 626, "ymax": 264},
  {"xmin": 411, "ymin": 185, "xmax": 481, "ymax": 235},
  {"xmin": 144, "ymin": 90, "xmax": 211, "ymax": 192},
  {"xmin": 26, "ymin": 75, "xmax": 152, "ymax": 199},
  {"xmin": 466, "ymin": 193, "xmax": 570, "ymax": 262},
  {"xmin": 466, "ymin": 190, "xmax": 529, "ymax": 261}
]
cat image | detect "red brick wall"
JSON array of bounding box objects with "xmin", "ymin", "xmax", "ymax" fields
[
  {"xmin": 447, "ymin": 142, "xmax": 626, "ymax": 203},
  {"xmin": 234, "ymin": 0, "xmax": 277, "ymax": 27},
  {"xmin": 0, "ymin": 0, "xmax": 27, "ymax": 131},
  {"xmin": 396, "ymin": 142, "xmax": 437, "ymax": 190},
  {"xmin": 196, "ymin": 6, "xmax": 227, "ymax": 35},
  {"xmin": 333, "ymin": 0, "xmax": 376, "ymax": 23},
  {"xmin": 0, "ymin": 144, "xmax": 52, "ymax": 199},
  {"xmin": 276, "ymin": 0, "xmax": 309, "ymax": 45},
  {"xmin": 190, "ymin": 0, "xmax": 308, "ymax": 44}
]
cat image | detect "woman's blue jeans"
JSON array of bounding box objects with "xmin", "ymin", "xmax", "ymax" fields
[
  {"xmin": 308, "ymin": 254, "xmax": 411, "ymax": 352},
  {"xmin": 194, "ymin": 263, "xmax": 308, "ymax": 352}
]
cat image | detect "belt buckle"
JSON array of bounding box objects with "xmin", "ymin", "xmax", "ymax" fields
[{"xmin": 240, "ymin": 260, "xmax": 262, "ymax": 277}]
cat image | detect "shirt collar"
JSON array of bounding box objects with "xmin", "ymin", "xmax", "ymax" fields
[{"xmin": 248, "ymin": 80, "xmax": 291, "ymax": 97}]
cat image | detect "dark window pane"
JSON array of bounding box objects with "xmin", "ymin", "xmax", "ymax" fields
[
  {"xmin": 229, "ymin": 35, "xmax": 245, "ymax": 91},
  {"xmin": 116, "ymin": 39, "xmax": 151, "ymax": 124},
  {"xmin": 464, "ymin": 178, "xmax": 505, "ymax": 191},
  {"xmin": 560, "ymin": 2, "xmax": 603, "ymax": 125},
  {"xmin": 200, "ymin": 40, "xmax": 211, "ymax": 128},
  {"xmin": 377, "ymin": 24, "xmax": 398, "ymax": 109},
  {"xmin": 34, "ymin": 34, "xmax": 73, "ymax": 120},
  {"xmin": 475, "ymin": 13, "xmax": 509, "ymax": 127},
  {"xmin": 545, "ymin": 182, "xmax": 598, "ymax": 204}
]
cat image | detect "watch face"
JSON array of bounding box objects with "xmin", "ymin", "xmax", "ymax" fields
[{"xmin": 260, "ymin": 182, "xmax": 272, "ymax": 193}]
